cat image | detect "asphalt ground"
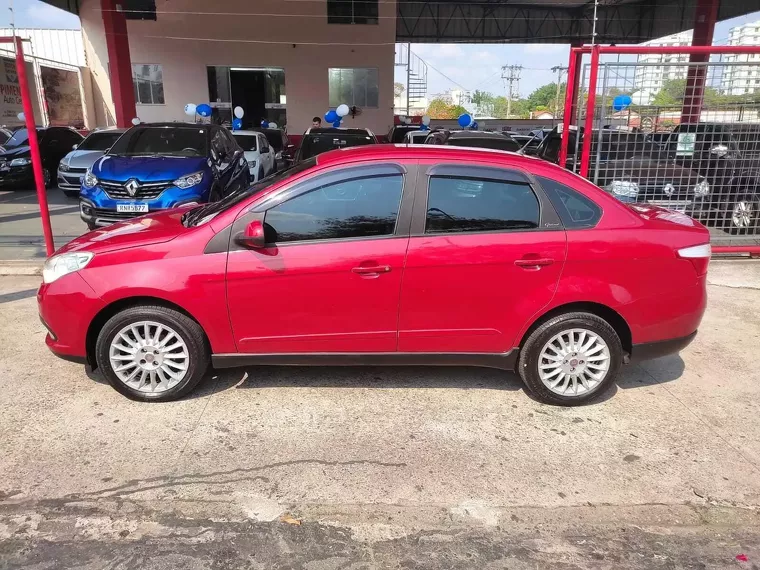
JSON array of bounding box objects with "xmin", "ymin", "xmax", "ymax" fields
[{"xmin": 0, "ymin": 262, "xmax": 759, "ymax": 568}]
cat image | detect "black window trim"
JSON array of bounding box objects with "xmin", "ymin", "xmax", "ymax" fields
[
  {"xmin": 410, "ymin": 163, "xmax": 563, "ymax": 236},
  {"xmin": 533, "ymin": 175, "xmax": 603, "ymax": 231},
  {"xmin": 228, "ymin": 161, "xmax": 417, "ymax": 251}
]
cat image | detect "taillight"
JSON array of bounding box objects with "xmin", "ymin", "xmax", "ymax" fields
[{"xmin": 677, "ymin": 243, "xmax": 711, "ymax": 276}]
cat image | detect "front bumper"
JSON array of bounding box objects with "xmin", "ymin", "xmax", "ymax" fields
[
  {"xmin": 0, "ymin": 164, "xmax": 33, "ymax": 186},
  {"xmin": 57, "ymin": 169, "xmax": 86, "ymax": 190}
]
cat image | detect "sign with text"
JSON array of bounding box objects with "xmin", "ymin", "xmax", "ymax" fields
[{"xmin": 0, "ymin": 57, "xmax": 24, "ymax": 121}]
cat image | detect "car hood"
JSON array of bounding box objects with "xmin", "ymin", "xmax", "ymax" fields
[
  {"xmin": 93, "ymin": 154, "xmax": 208, "ymax": 182},
  {"xmin": 0, "ymin": 145, "xmax": 30, "ymax": 159},
  {"xmin": 55, "ymin": 208, "xmax": 190, "ymax": 255},
  {"xmin": 597, "ymin": 156, "xmax": 704, "ymax": 185},
  {"xmin": 63, "ymin": 149, "xmax": 105, "ymax": 169}
]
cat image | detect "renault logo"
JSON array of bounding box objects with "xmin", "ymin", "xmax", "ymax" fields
[{"xmin": 125, "ymin": 179, "xmax": 140, "ymax": 197}]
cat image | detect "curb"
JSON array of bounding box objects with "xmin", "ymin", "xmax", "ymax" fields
[{"xmin": 0, "ymin": 260, "xmax": 42, "ymax": 276}]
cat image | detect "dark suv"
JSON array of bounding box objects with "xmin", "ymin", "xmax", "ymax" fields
[
  {"xmin": 660, "ymin": 123, "xmax": 760, "ymax": 233},
  {"xmin": 537, "ymin": 126, "xmax": 709, "ymax": 213},
  {"xmin": 295, "ymin": 128, "xmax": 376, "ymax": 162},
  {"xmin": 426, "ymin": 130, "xmax": 522, "ymax": 152}
]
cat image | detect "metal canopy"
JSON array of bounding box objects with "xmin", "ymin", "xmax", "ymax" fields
[
  {"xmin": 396, "ymin": 0, "xmax": 760, "ymax": 44},
  {"xmin": 43, "ymin": 0, "xmax": 760, "ymax": 44}
]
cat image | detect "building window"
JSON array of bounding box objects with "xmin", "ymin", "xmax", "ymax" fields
[
  {"xmin": 328, "ymin": 68, "xmax": 379, "ymax": 108},
  {"xmin": 132, "ymin": 64, "xmax": 164, "ymax": 105},
  {"xmin": 327, "ymin": 0, "xmax": 378, "ymax": 24}
]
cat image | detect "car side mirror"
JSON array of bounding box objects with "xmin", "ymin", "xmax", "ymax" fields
[{"xmin": 236, "ymin": 219, "xmax": 267, "ymax": 249}]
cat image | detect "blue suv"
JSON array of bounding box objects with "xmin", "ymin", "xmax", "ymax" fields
[{"xmin": 79, "ymin": 122, "xmax": 250, "ymax": 229}]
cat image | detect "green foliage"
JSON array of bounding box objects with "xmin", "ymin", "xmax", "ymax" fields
[{"xmin": 425, "ymin": 98, "xmax": 469, "ymax": 119}]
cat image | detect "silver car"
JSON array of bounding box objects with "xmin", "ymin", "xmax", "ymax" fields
[{"xmin": 57, "ymin": 128, "xmax": 126, "ymax": 198}]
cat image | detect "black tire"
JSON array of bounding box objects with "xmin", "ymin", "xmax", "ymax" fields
[
  {"xmin": 95, "ymin": 305, "xmax": 210, "ymax": 402},
  {"xmin": 86, "ymin": 222, "xmax": 97, "ymax": 231},
  {"xmin": 518, "ymin": 312, "xmax": 623, "ymax": 406}
]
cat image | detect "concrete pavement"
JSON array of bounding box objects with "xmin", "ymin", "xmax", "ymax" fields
[{"xmin": 0, "ymin": 264, "xmax": 759, "ymax": 567}]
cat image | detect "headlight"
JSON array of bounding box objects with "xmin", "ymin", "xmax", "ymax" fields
[
  {"xmin": 247, "ymin": 160, "xmax": 257, "ymax": 169},
  {"xmin": 693, "ymin": 179, "xmax": 710, "ymax": 197},
  {"xmin": 710, "ymin": 144, "xmax": 729, "ymax": 157},
  {"xmin": 42, "ymin": 252, "xmax": 94, "ymax": 284},
  {"xmin": 58, "ymin": 161, "xmax": 70, "ymax": 172},
  {"xmin": 173, "ymin": 171, "xmax": 203, "ymax": 189},
  {"xmin": 9, "ymin": 157, "xmax": 31, "ymax": 167},
  {"xmin": 83, "ymin": 170, "xmax": 98, "ymax": 188},
  {"xmin": 605, "ymin": 180, "xmax": 640, "ymax": 198}
]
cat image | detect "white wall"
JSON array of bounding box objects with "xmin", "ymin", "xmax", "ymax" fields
[{"xmin": 79, "ymin": 0, "xmax": 396, "ymax": 134}]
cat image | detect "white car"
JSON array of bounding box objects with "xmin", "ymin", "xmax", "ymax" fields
[{"xmin": 231, "ymin": 130, "xmax": 276, "ymax": 182}]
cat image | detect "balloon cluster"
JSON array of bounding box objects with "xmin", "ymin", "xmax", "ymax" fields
[
  {"xmin": 458, "ymin": 113, "xmax": 478, "ymax": 130},
  {"xmin": 419, "ymin": 115, "xmax": 431, "ymax": 131},
  {"xmin": 184, "ymin": 103, "xmax": 212, "ymax": 119},
  {"xmin": 325, "ymin": 104, "xmax": 350, "ymax": 128},
  {"xmin": 612, "ymin": 94, "xmax": 633, "ymax": 111}
]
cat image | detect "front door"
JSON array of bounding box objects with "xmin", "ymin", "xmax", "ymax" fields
[
  {"xmin": 398, "ymin": 164, "xmax": 567, "ymax": 353},
  {"xmin": 226, "ymin": 163, "xmax": 410, "ymax": 353}
]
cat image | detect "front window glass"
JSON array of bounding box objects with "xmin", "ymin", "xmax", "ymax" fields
[
  {"xmin": 4, "ymin": 128, "xmax": 42, "ymax": 148},
  {"xmin": 109, "ymin": 126, "xmax": 207, "ymax": 157}
]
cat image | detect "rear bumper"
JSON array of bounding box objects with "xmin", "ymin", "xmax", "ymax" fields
[{"xmin": 629, "ymin": 330, "xmax": 698, "ymax": 363}]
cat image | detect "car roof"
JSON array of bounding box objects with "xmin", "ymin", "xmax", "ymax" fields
[
  {"xmin": 89, "ymin": 127, "xmax": 127, "ymax": 134},
  {"xmin": 133, "ymin": 122, "xmax": 210, "ymax": 129},
  {"xmin": 447, "ymin": 130, "xmax": 516, "ymax": 139},
  {"xmin": 305, "ymin": 127, "xmax": 375, "ymax": 136},
  {"xmin": 230, "ymin": 130, "xmax": 264, "ymax": 136}
]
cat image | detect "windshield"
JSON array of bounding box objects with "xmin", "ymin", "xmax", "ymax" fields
[
  {"xmin": 183, "ymin": 158, "xmax": 318, "ymax": 227},
  {"xmin": 78, "ymin": 131, "xmax": 124, "ymax": 151},
  {"xmin": 299, "ymin": 133, "xmax": 374, "ymax": 160},
  {"xmin": 109, "ymin": 126, "xmax": 207, "ymax": 157},
  {"xmin": 233, "ymin": 134, "xmax": 258, "ymax": 151},
  {"xmin": 4, "ymin": 128, "xmax": 42, "ymax": 149}
]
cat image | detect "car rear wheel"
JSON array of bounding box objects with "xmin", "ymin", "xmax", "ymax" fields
[
  {"xmin": 95, "ymin": 305, "xmax": 209, "ymax": 402},
  {"xmin": 518, "ymin": 312, "xmax": 623, "ymax": 406},
  {"xmin": 729, "ymin": 197, "xmax": 760, "ymax": 234}
]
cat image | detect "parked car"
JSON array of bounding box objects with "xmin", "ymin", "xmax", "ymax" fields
[
  {"xmin": 79, "ymin": 122, "xmax": 249, "ymax": 230},
  {"xmin": 39, "ymin": 144, "xmax": 709, "ymax": 405},
  {"xmin": 0, "ymin": 126, "xmax": 15, "ymax": 148},
  {"xmin": 251, "ymin": 127, "xmax": 293, "ymax": 171},
  {"xmin": 509, "ymin": 132, "xmax": 543, "ymax": 155},
  {"xmin": 402, "ymin": 130, "xmax": 435, "ymax": 144},
  {"xmin": 58, "ymin": 127, "xmax": 127, "ymax": 198},
  {"xmin": 659, "ymin": 123, "xmax": 760, "ymax": 233},
  {"xmin": 427, "ymin": 130, "xmax": 522, "ymax": 152},
  {"xmin": 387, "ymin": 124, "xmax": 420, "ymax": 143},
  {"xmin": 294, "ymin": 127, "xmax": 376, "ymax": 162},
  {"xmin": 231, "ymin": 130, "xmax": 276, "ymax": 182},
  {"xmin": 0, "ymin": 126, "xmax": 83, "ymax": 188},
  {"xmin": 536, "ymin": 126, "xmax": 710, "ymax": 213}
]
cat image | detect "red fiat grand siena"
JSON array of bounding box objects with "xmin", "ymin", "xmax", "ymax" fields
[{"xmin": 38, "ymin": 145, "xmax": 710, "ymax": 405}]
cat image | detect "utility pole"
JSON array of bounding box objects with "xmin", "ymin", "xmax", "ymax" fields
[
  {"xmin": 551, "ymin": 65, "xmax": 568, "ymax": 119},
  {"xmin": 501, "ymin": 65, "xmax": 522, "ymax": 118}
]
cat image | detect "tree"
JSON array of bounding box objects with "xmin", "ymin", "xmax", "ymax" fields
[
  {"xmin": 526, "ymin": 81, "xmax": 566, "ymax": 116},
  {"xmin": 425, "ymin": 98, "xmax": 468, "ymax": 119},
  {"xmin": 394, "ymin": 82, "xmax": 405, "ymax": 98}
]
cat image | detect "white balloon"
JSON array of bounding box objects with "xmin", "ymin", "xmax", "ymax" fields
[
  {"xmin": 421, "ymin": 115, "xmax": 431, "ymax": 126},
  {"xmin": 268, "ymin": 122, "xmax": 277, "ymax": 129},
  {"xmin": 16, "ymin": 112, "xmax": 24, "ymax": 121},
  {"xmin": 131, "ymin": 117, "xmax": 141, "ymax": 125},
  {"xmin": 336, "ymin": 104, "xmax": 350, "ymax": 117},
  {"xmin": 398, "ymin": 115, "xmax": 406, "ymax": 123},
  {"xmin": 234, "ymin": 106, "xmax": 245, "ymax": 119},
  {"xmin": 405, "ymin": 117, "xmax": 412, "ymax": 124},
  {"xmin": 184, "ymin": 103, "xmax": 197, "ymax": 116}
]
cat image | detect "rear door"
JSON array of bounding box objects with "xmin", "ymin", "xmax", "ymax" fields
[{"xmin": 397, "ymin": 163, "xmax": 567, "ymax": 353}]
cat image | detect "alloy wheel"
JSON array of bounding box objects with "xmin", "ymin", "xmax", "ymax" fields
[
  {"xmin": 538, "ymin": 328, "xmax": 611, "ymax": 397},
  {"xmin": 108, "ymin": 321, "xmax": 190, "ymax": 393},
  {"xmin": 732, "ymin": 200, "xmax": 755, "ymax": 229}
]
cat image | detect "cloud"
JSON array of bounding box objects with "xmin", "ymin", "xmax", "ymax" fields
[{"xmin": 23, "ymin": 2, "xmax": 80, "ymax": 29}]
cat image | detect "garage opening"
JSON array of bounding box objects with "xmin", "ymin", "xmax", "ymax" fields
[{"xmin": 207, "ymin": 66, "xmax": 286, "ymax": 129}]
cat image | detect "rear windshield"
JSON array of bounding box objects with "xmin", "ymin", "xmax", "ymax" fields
[
  {"xmin": 233, "ymin": 134, "xmax": 258, "ymax": 151},
  {"xmin": 446, "ymin": 136, "xmax": 520, "ymax": 152},
  {"xmin": 109, "ymin": 126, "xmax": 207, "ymax": 157},
  {"xmin": 78, "ymin": 131, "xmax": 123, "ymax": 151},
  {"xmin": 299, "ymin": 133, "xmax": 374, "ymax": 160},
  {"xmin": 390, "ymin": 126, "xmax": 417, "ymax": 143}
]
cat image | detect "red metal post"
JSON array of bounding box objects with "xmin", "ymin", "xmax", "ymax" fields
[
  {"xmin": 681, "ymin": 0, "xmax": 719, "ymax": 124},
  {"xmin": 579, "ymin": 45, "xmax": 600, "ymax": 179},
  {"xmin": 101, "ymin": 0, "xmax": 136, "ymax": 127},
  {"xmin": 14, "ymin": 37, "xmax": 54, "ymax": 256},
  {"xmin": 559, "ymin": 47, "xmax": 582, "ymax": 168}
]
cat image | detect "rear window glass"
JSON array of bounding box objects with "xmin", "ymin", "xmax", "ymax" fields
[
  {"xmin": 445, "ymin": 136, "xmax": 520, "ymax": 152},
  {"xmin": 300, "ymin": 133, "xmax": 374, "ymax": 160},
  {"xmin": 538, "ymin": 176, "xmax": 601, "ymax": 229},
  {"xmin": 426, "ymin": 176, "xmax": 540, "ymax": 233},
  {"xmin": 78, "ymin": 131, "xmax": 123, "ymax": 151}
]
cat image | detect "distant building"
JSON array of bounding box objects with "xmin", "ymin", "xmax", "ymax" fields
[
  {"xmin": 430, "ymin": 89, "xmax": 474, "ymax": 113},
  {"xmin": 634, "ymin": 30, "xmax": 693, "ymax": 93},
  {"xmin": 721, "ymin": 21, "xmax": 760, "ymax": 95}
]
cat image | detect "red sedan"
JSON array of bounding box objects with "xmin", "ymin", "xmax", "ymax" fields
[{"xmin": 38, "ymin": 145, "xmax": 710, "ymax": 405}]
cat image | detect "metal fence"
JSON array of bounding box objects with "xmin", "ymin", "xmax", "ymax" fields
[{"xmin": 563, "ymin": 46, "xmax": 760, "ymax": 245}]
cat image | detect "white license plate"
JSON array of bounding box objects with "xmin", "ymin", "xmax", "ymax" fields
[
  {"xmin": 647, "ymin": 200, "xmax": 691, "ymax": 213},
  {"xmin": 116, "ymin": 203, "xmax": 149, "ymax": 213}
]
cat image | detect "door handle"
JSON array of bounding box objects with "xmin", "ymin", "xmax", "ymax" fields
[
  {"xmin": 352, "ymin": 265, "xmax": 391, "ymax": 275},
  {"xmin": 514, "ymin": 257, "xmax": 554, "ymax": 268}
]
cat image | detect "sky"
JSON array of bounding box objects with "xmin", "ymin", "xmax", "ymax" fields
[{"xmin": 3, "ymin": 0, "xmax": 760, "ymax": 99}]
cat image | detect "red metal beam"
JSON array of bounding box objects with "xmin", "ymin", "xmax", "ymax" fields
[
  {"xmin": 682, "ymin": 0, "xmax": 719, "ymax": 123},
  {"xmin": 559, "ymin": 46, "xmax": 582, "ymax": 168},
  {"xmin": 101, "ymin": 0, "xmax": 136, "ymax": 128},
  {"xmin": 579, "ymin": 45, "xmax": 600, "ymax": 179}
]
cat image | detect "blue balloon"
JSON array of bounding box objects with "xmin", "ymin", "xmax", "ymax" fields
[
  {"xmin": 332, "ymin": 120, "xmax": 342, "ymax": 128},
  {"xmin": 196, "ymin": 103, "xmax": 212, "ymax": 117},
  {"xmin": 612, "ymin": 94, "xmax": 633, "ymax": 111},
  {"xmin": 458, "ymin": 113, "xmax": 472, "ymax": 128},
  {"xmin": 232, "ymin": 118, "xmax": 243, "ymax": 130},
  {"xmin": 419, "ymin": 125, "xmax": 429, "ymax": 131},
  {"xmin": 470, "ymin": 121, "xmax": 479, "ymax": 130},
  {"xmin": 325, "ymin": 110, "xmax": 339, "ymax": 123}
]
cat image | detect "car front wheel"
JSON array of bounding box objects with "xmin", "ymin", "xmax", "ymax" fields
[
  {"xmin": 95, "ymin": 305, "xmax": 210, "ymax": 402},
  {"xmin": 729, "ymin": 197, "xmax": 760, "ymax": 234},
  {"xmin": 518, "ymin": 312, "xmax": 623, "ymax": 406}
]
